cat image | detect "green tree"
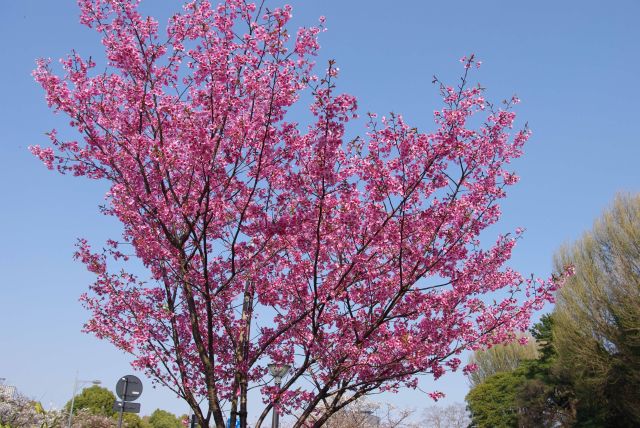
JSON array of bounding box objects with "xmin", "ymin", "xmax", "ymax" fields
[
  {"xmin": 515, "ymin": 315, "xmax": 575, "ymax": 427},
  {"xmin": 466, "ymin": 369, "xmax": 525, "ymax": 427},
  {"xmin": 65, "ymin": 385, "xmax": 116, "ymax": 417},
  {"xmin": 119, "ymin": 413, "xmax": 151, "ymax": 428},
  {"xmin": 466, "ymin": 316, "xmax": 576, "ymax": 428},
  {"xmin": 467, "ymin": 333, "xmax": 538, "ymax": 388},
  {"xmin": 147, "ymin": 409, "xmax": 181, "ymax": 428},
  {"xmin": 553, "ymin": 193, "xmax": 640, "ymax": 427}
]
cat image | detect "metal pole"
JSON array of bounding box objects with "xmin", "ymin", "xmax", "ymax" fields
[
  {"xmin": 271, "ymin": 379, "xmax": 281, "ymax": 428},
  {"xmin": 67, "ymin": 373, "xmax": 78, "ymax": 428},
  {"xmin": 117, "ymin": 377, "xmax": 128, "ymax": 428}
]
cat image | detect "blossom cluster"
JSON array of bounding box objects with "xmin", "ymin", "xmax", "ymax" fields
[{"xmin": 32, "ymin": 1, "xmax": 562, "ymax": 426}]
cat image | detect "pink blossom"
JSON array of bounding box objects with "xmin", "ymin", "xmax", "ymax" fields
[{"xmin": 32, "ymin": 2, "xmax": 561, "ymax": 427}]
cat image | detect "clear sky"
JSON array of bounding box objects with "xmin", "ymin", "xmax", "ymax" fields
[{"xmin": 1, "ymin": 0, "xmax": 639, "ymax": 421}]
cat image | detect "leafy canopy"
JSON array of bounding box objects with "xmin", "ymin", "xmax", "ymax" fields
[
  {"xmin": 553, "ymin": 193, "xmax": 640, "ymax": 426},
  {"xmin": 65, "ymin": 385, "xmax": 115, "ymax": 417},
  {"xmin": 148, "ymin": 409, "xmax": 182, "ymax": 428}
]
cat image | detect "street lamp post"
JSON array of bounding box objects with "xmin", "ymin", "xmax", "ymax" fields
[
  {"xmin": 67, "ymin": 373, "xmax": 101, "ymax": 428},
  {"xmin": 268, "ymin": 363, "xmax": 290, "ymax": 428}
]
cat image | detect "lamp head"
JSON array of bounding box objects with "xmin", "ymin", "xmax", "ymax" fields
[{"xmin": 267, "ymin": 363, "xmax": 291, "ymax": 381}]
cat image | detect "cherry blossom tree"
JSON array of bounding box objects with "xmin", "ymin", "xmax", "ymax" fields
[
  {"xmin": 0, "ymin": 390, "xmax": 62, "ymax": 428},
  {"xmin": 31, "ymin": 1, "xmax": 563, "ymax": 427}
]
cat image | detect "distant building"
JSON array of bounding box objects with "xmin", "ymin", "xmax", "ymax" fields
[{"xmin": 358, "ymin": 410, "xmax": 381, "ymax": 427}]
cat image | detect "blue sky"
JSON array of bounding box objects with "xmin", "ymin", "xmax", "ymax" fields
[{"xmin": 1, "ymin": 0, "xmax": 639, "ymax": 420}]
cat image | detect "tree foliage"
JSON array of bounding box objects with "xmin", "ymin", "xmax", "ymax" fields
[
  {"xmin": 121, "ymin": 413, "xmax": 150, "ymax": 428},
  {"xmin": 70, "ymin": 409, "xmax": 115, "ymax": 428},
  {"xmin": 467, "ymin": 333, "xmax": 537, "ymax": 388},
  {"xmin": 65, "ymin": 385, "xmax": 116, "ymax": 417},
  {"xmin": 467, "ymin": 194, "xmax": 640, "ymax": 427},
  {"xmin": 553, "ymin": 193, "xmax": 640, "ymax": 426},
  {"xmin": 466, "ymin": 316, "xmax": 575, "ymax": 428},
  {"xmin": 466, "ymin": 370, "xmax": 524, "ymax": 428},
  {"xmin": 147, "ymin": 409, "xmax": 181, "ymax": 428},
  {"xmin": 32, "ymin": 0, "xmax": 561, "ymax": 426},
  {"xmin": 514, "ymin": 315, "xmax": 575, "ymax": 428},
  {"xmin": 0, "ymin": 391, "xmax": 62, "ymax": 428}
]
